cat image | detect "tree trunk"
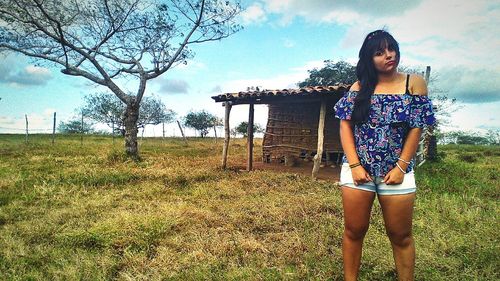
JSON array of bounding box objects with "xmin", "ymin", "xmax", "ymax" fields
[{"xmin": 123, "ymin": 102, "xmax": 140, "ymax": 160}]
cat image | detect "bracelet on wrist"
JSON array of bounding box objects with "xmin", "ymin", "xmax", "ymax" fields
[
  {"xmin": 398, "ymin": 157, "xmax": 411, "ymax": 164},
  {"xmin": 395, "ymin": 162, "xmax": 408, "ymax": 174},
  {"xmin": 349, "ymin": 162, "xmax": 361, "ymax": 169}
]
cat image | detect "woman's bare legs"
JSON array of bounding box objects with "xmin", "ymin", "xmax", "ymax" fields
[
  {"xmin": 342, "ymin": 187, "xmax": 376, "ymax": 281},
  {"xmin": 378, "ymin": 193, "xmax": 416, "ymax": 281}
]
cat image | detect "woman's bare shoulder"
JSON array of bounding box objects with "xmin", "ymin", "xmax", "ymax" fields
[
  {"xmin": 349, "ymin": 81, "xmax": 361, "ymax": 91},
  {"xmin": 408, "ymin": 74, "xmax": 428, "ymax": 96}
]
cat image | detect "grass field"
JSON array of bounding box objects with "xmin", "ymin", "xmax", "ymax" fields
[{"xmin": 0, "ymin": 134, "xmax": 498, "ymax": 280}]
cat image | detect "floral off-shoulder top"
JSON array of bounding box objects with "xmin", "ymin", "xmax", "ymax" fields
[{"xmin": 333, "ymin": 91, "xmax": 436, "ymax": 177}]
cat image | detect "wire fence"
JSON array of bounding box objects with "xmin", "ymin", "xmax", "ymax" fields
[{"xmin": 0, "ymin": 112, "xmax": 230, "ymax": 147}]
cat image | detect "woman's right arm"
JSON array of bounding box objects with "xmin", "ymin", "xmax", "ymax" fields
[
  {"xmin": 340, "ymin": 120, "xmax": 373, "ymax": 185},
  {"xmin": 339, "ymin": 81, "xmax": 373, "ymax": 185},
  {"xmin": 339, "ymin": 120, "xmax": 360, "ymax": 165}
]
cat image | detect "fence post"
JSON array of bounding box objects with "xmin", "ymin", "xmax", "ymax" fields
[
  {"xmin": 52, "ymin": 112, "xmax": 56, "ymax": 144},
  {"xmin": 25, "ymin": 114, "xmax": 28, "ymax": 144},
  {"xmin": 177, "ymin": 120, "xmax": 188, "ymax": 146},
  {"xmin": 112, "ymin": 119, "xmax": 115, "ymax": 144},
  {"xmin": 417, "ymin": 65, "xmax": 435, "ymax": 166},
  {"xmin": 80, "ymin": 111, "xmax": 84, "ymax": 146}
]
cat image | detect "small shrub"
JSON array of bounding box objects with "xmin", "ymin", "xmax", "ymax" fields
[
  {"xmin": 106, "ymin": 149, "xmax": 127, "ymax": 163},
  {"xmin": 0, "ymin": 213, "xmax": 7, "ymax": 226},
  {"xmin": 438, "ymin": 151, "xmax": 447, "ymax": 159},
  {"xmin": 483, "ymin": 150, "xmax": 493, "ymax": 156},
  {"xmin": 164, "ymin": 174, "xmax": 190, "ymax": 189},
  {"xmin": 457, "ymin": 153, "xmax": 477, "ymax": 163}
]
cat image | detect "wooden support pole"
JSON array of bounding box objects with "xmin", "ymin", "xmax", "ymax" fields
[
  {"xmin": 247, "ymin": 103, "xmax": 255, "ymax": 171},
  {"xmin": 222, "ymin": 102, "xmax": 232, "ymax": 169},
  {"xmin": 312, "ymin": 101, "xmax": 326, "ymax": 180},
  {"xmin": 52, "ymin": 112, "xmax": 56, "ymax": 144},
  {"xmin": 162, "ymin": 122, "xmax": 165, "ymax": 139}
]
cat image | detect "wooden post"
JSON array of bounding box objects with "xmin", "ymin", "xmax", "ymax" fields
[
  {"xmin": 177, "ymin": 120, "xmax": 188, "ymax": 145},
  {"xmin": 222, "ymin": 101, "xmax": 232, "ymax": 169},
  {"xmin": 213, "ymin": 125, "xmax": 218, "ymax": 143},
  {"xmin": 52, "ymin": 112, "xmax": 56, "ymax": 144},
  {"xmin": 162, "ymin": 122, "xmax": 165, "ymax": 139},
  {"xmin": 417, "ymin": 65, "xmax": 437, "ymax": 165},
  {"xmin": 424, "ymin": 66, "xmax": 431, "ymax": 83},
  {"xmin": 247, "ymin": 103, "xmax": 254, "ymax": 171},
  {"xmin": 25, "ymin": 114, "xmax": 28, "ymax": 144},
  {"xmin": 425, "ymin": 65, "xmax": 437, "ymax": 161},
  {"xmin": 80, "ymin": 111, "xmax": 84, "ymax": 146},
  {"xmin": 312, "ymin": 100, "xmax": 326, "ymax": 180},
  {"xmin": 112, "ymin": 119, "xmax": 115, "ymax": 144}
]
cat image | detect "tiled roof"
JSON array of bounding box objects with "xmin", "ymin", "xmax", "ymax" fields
[{"xmin": 211, "ymin": 85, "xmax": 351, "ymax": 103}]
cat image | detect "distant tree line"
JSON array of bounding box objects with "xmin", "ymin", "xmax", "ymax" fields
[
  {"xmin": 59, "ymin": 94, "xmax": 262, "ymax": 138},
  {"xmin": 437, "ymin": 130, "xmax": 499, "ymax": 145}
]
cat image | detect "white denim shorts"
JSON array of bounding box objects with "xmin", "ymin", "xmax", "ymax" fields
[{"xmin": 339, "ymin": 163, "xmax": 417, "ymax": 195}]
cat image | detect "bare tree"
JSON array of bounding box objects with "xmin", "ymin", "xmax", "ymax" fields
[{"xmin": 0, "ymin": 0, "xmax": 242, "ymax": 159}]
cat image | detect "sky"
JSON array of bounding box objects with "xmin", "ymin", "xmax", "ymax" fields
[{"xmin": 0, "ymin": 0, "xmax": 499, "ymax": 137}]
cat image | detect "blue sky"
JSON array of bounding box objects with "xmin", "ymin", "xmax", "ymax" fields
[{"xmin": 0, "ymin": 0, "xmax": 499, "ymax": 137}]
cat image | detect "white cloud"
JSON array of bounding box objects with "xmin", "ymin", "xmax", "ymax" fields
[
  {"xmin": 431, "ymin": 67, "xmax": 500, "ymax": 103},
  {"xmin": 256, "ymin": 0, "xmax": 500, "ymax": 104},
  {"xmin": 261, "ymin": 0, "xmax": 420, "ymax": 25},
  {"xmin": 176, "ymin": 60, "xmax": 207, "ymax": 72},
  {"xmin": 445, "ymin": 101, "xmax": 500, "ymax": 133},
  {"xmin": 210, "ymin": 85, "xmax": 222, "ymax": 93},
  {"xmin": 156, "ymin": 79, "xmax": 190, "ymax": 94},
  {"xmin": 240, "ymin": 2, "xmax": 267, "ymax": 26},
  {"xmin": 289, "ymin": 60, "xmax": 328, "ymax": 74},
  {"xmin": 25, "ymin": 65, "xmax": 51, "ymax": 76},
  {"xmin": 0, "ymin": 55, "xmax": 53, "ymax": 87}
]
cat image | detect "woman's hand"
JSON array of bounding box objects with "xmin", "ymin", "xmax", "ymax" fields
[
  {"xmin": 382, "ymin": 167, "xmax": 405, "ymax": 185},
  {"xmin": 351, "ymin": 166, "xmax": 373, "ymax": 186}
]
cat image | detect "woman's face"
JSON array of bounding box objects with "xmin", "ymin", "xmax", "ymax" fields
[{"xmin": 372, "ymin": 47, "xmax": 398, "ymax": 74}]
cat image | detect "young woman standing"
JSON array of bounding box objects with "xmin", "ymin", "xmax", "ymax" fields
[{"xmin": 334, "ymin": 30, "xmax": 436, "ymax": 281}]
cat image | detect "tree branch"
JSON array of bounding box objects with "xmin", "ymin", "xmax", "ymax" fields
[{"xmin": 146, "ymin": 0, "xmax": 206, "ymax": 80}]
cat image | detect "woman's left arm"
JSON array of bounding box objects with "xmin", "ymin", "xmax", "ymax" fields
[{"xmin": 384, "ymin": 75, "xmax": 428, "ymax": 184}]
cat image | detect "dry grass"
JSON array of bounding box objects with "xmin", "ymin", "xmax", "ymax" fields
[{"xmin": 0, "ymin": 135, "xmax": 498, "ymax": 280}]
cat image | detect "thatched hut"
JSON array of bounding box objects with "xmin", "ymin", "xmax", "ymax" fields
[{"xmin": 211, "ymin": 85, "xmax": 350, "ymax": 179}]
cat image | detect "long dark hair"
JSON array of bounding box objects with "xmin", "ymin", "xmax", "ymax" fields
[{"xmin": 351, "ymin": 29, "xmax": 400, "ymax": 123}]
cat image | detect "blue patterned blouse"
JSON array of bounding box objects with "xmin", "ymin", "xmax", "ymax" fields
[{"xmin": 334, "ymin": 91, "xmax": 436, "ymax": 177}]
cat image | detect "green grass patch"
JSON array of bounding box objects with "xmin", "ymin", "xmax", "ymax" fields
[{"xmin": 0, "ymin": 135, "xmax": 498, "ymax": 280}]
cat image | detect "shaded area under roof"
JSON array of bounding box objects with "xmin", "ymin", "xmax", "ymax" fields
[{"xmin": 211, "ymin": 85, "xmax": 351, "ymax": 105}]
